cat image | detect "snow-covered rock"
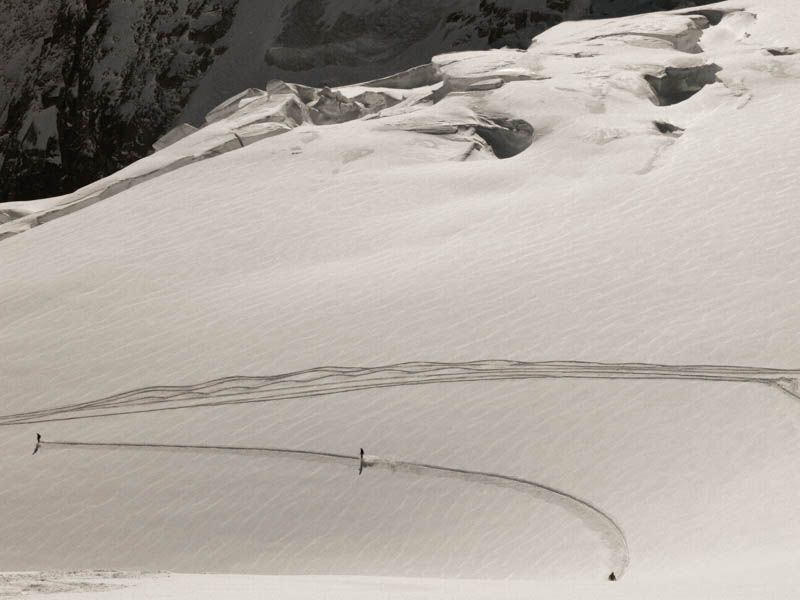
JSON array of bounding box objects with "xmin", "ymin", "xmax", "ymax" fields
[{"xmin": 0, "ymin": 0, "xmax": 718, "ymax": 202}]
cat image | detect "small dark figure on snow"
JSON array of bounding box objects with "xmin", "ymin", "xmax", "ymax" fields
[
  {"xmin": 608, "ymin": 572, "xmax": 617, "ymax": 582},
  {"xmin": 358, "ymin": 448, "xmax": 365, "ymax": 475}
]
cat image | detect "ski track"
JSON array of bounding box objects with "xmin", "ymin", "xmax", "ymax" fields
[
  {"xmin": 2, "ymin": 360, "xmax": 798, "ymax": 426},
  {"xmin": 35, "ymin": 438, "xmax": 629, "ymax": 580}
]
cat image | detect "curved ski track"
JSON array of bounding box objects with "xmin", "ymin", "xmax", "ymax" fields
[{"xmin": 35, "ymin": 438, "xmax": 629, "ymax": 579}]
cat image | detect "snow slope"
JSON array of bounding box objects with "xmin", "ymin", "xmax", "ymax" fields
[{"xmin": 2, "ymin": 0, "xmax": 800, "ymax": 596}]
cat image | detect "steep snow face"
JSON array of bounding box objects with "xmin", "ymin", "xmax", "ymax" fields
[
  {"xmin": 1, "ymin": 0, "xmax": 800, "ymax": 595},
  {"xmin": 0, "ymin": 0, "xmax": 718, "ymax": 202}
]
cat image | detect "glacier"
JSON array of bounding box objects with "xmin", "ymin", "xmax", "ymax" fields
[{"xmin": 1, "ymin": 1, "xmax": 799, "ymax": 598}]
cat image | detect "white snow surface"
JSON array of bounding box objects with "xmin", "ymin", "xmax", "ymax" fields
[
  {"xmin": 2, "ymin": 1, "xmax": 800, "ymax": 597},
  {"xmin": 8, "ymin": 571, "xmax": 800, "ymax": 600}
]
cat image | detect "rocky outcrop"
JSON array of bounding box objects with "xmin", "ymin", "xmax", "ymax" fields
[{"xmin": 0, "ymin": 0, "xmax": 237, "ymax": 201}]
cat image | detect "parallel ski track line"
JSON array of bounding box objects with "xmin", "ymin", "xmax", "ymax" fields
[
  {"xmin": 35, "ymin": 438, "xmax": 629, "ymax": 579},
  {"xmin": 3, "ymin": 360, "xmax": 799, "ymax": 426}
]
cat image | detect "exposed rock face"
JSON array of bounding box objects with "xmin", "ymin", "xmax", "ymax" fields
[
  {"xmin": 0, "ymin": 0, "xmax": 238, "ymax": 201},
  {"xmin": 0, "ymin": 0, "xmax": 715, "ymax": 201}
]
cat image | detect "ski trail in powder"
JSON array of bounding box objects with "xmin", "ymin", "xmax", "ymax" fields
[
  {"xmin": 3, "ymin": 361, "xmax": 798, "ymax": 426},
  {"xmin": 34, "ymin": 438, "xmax": 629, "ymax": 579}
]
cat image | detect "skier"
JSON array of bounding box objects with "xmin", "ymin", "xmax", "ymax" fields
[
  {"xmin": 358, "ymin": 448, "xmax": 365, "ymax": 475},
  {"xmin": 608, "ymin": 572, "xmax": 617, "ymax": 582}
]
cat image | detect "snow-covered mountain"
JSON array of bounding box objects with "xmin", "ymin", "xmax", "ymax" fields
[
  {"xmin": 2, "ymin": 0, "xmax": 800, "ymax": 598},
  {"xmin": 0, "ymin": 0, "xmax": 716, "ymax": 202}
]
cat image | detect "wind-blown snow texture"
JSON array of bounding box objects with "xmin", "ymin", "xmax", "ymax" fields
[
  {"xmin": 0, "ymin": 0, "xmax": 717, "ymax": 201},
  {"xmin": 2, "ymin": 1, "xmax": 800, "ymax": 597}
]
